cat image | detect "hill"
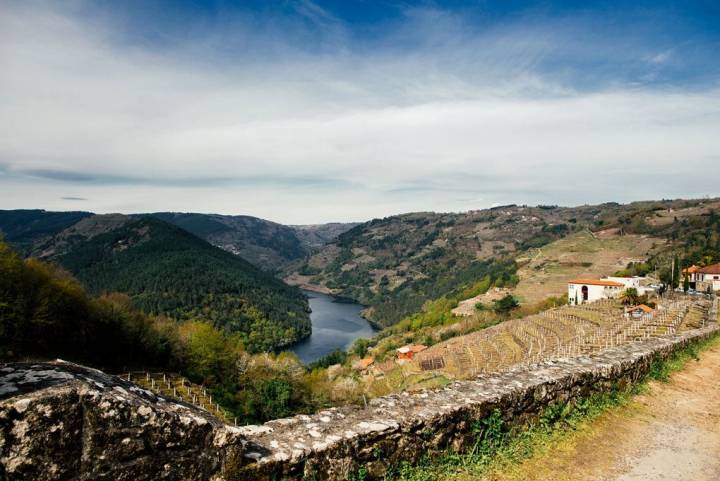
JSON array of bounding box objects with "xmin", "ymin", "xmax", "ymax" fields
[
  {"xmin": 0, "ymin": 209, "xmax": 358, "ymax": 274},
  {"xmin": 147, "ymin": 213, "xmax": 359, "ymax": 272},
  {"xmin": 0, "ymin": 212, "xmax": 311, "ymax": 351},
  {"xmin": 0, "ymin": 209, "xmax": 93, "ymax": 254},
  {"xmin": 147, "ymin": 212, "xmax": 307, "ymax": 272},
  {"xmin": 289, "ymin": 198, "xmax": 720, "ymax": 327}
]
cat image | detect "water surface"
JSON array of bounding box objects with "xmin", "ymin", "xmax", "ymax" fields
[{"xmin": 290, "ymin": 290, "xmax": 374, "ymax": 364}]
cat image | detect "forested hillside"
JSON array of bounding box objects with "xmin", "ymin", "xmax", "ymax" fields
[
  {"xmin": 0, "ymin": 241, "xmax": 356, "ymax": 423},
  {"xmin": 0, "ymin": 211, "xmax": 311, "ymax": 352},
  {"xmin": 0, "ymin": 209, "xmax": 358, "ymax": 273},
  {"xmin": 52, "ymin": 217, "xmax": 311, "ymax": 351}
]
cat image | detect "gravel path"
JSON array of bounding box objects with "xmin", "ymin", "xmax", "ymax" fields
[{"xmin": 478, "ymin": 340, "xmax": 720, "ymax": 481}]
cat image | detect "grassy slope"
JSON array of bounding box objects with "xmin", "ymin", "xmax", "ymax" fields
[{"xmin": 298, "ymin": 198, "xmax": 720, "ymax": 330}]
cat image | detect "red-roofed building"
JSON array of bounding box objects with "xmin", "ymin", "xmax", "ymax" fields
[
  {"xmin": 625, "ymin": 304, "xmax": 655, "ymax": 319},
  {"xmin": 396, "ymin": 344, "xmax": 427, "ymax": 360},
  {"xmin": 568, "ymin": 278, "xmax": 625, "ymax": 305},
  {"xmin": 356, "ymin": 357, "xmax": 375, "ymax": 371},
  {"xmin": 696, "ymin": 263, "xmax": 720, "ymax": 292}
]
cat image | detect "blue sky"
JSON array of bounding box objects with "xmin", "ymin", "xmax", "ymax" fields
[{"xmin": 1, "ymin": 0, "xmax": 719, "ymax": 223}]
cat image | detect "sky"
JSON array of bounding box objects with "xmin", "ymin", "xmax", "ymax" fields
[{"xmin": 1, "ymin": 0, "xmax": 719, "ymax": 224}]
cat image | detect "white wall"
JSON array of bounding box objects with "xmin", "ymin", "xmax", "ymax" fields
[
  {"xmin": 568, "ymin": 283, "xmax": 623, "ymax": 305},
  {"xmin": 605, "ymin": 277, "xmax": 642, "ymax": 289}
]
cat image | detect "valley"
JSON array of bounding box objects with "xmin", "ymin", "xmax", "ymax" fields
[
  {"xmin": 2, "ymin": 197, "xmax": 720, "ymax": 427},
  {"xmin": 2, "ymin": 197, "xmax": 720, "ymax": 480}
]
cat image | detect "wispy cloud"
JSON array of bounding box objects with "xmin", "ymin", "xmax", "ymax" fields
[
  {"xmin": 61, "ymin": 196, "xmax": 88, "ymax": 201},
  {"xmin": 0, "ymin": 1, "xmax": 718, "ymax": 223}
]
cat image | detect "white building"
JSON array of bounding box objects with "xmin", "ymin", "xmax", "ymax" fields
[
  {"xmin": 604, "ymin": 276, "xmax": 655, "ymax": 295},
  {"xmin": 695, "ymin": 264, "xmax": 720, "ymax": 292},
  {"xmin": 605, "ymin": 276, "xmax": 641, "ymax": 289},
  {"xmin": 568, "ymin": 279, "xmax": 625, "ymax": 305}
]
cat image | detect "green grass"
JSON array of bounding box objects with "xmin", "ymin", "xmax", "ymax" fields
[{"xmin": 350, "ymin": 329, "xmax": 719, "ymax": 481}]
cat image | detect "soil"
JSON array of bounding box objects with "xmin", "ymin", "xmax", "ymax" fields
[{"xmin": 478, "ymin": 341, "xmax": 720, "ymax": 481}]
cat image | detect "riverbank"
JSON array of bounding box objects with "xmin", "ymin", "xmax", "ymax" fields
[
  {"xmin": 289, "ymin": 290, "xmax": 375, "ymax": 363},
  {"xmin": 284, "ymin": 273, "xmax": 337, "ymax": 295}
]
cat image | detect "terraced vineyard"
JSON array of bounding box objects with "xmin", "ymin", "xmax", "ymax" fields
[
  {"xmin": 370, "ymin": 295, "xmax": 716, "ymax": 395},
  {"xmin": 121, "ymin": 372, "xmax": 234, "ymax": 424}
]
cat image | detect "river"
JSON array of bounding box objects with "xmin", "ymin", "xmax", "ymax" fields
[{"xmin": 290, "ymin": 290, "xmax": 375, "ymax": 364}]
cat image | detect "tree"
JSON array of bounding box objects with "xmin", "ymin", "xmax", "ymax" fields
[
  {"xmin": 492, "ymin": 294, "xmax": 520, "ymax": 314},
  {"xmin": 619, "ymin": 288, "xmax": 640, "ymax": 306}
]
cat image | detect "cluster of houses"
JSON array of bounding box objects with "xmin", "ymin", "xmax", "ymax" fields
[{"xmin": 568, "ymin": 263, "xmax": 720, "ymax": 307}]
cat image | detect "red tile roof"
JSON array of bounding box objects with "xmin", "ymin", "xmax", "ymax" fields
[
  {"xmin": 626, "ymin": 304, "xmax": 654, "ymax": 313},
  {"xmin": 698, "ymin": 263, "xmax": 720, "ymax": 275},
  {"xmin": 358, "ymin": 357, "xmax": 374, "ymax": 369},
  {"xmin": 569, "ymin": 279, "xmax": 625, "ymax": 287}
]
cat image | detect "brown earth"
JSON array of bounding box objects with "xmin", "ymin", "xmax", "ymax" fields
[
  {"xmin": 513, "ymin": 231, "xmax": 664, "ymax": 305},
  {"xmin": 452, "ymin": 231, "xmax": 663, "ymax": 317},
  {"xmin": 472, "ymin": 339, "xmax": 720, "ymax": 481}
]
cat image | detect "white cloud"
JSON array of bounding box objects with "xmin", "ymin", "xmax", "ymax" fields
[{"xmin": 0, "ymin": 2, "xmax": 718, "ymax": 223}]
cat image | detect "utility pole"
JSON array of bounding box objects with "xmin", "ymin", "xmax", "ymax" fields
[{"xmin": 671, "ymin": 256, "xmax": 675, "ymax": 289}]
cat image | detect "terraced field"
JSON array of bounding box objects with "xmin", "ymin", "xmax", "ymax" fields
[
  {"xmin": 512, "ymin": 230, "xmax": 664, "ymax": 305},
  {"xmin": 369, "ymin": 295, "xmax": 715, "ymax": 395}
]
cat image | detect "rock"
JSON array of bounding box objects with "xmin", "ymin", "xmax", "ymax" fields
[{"xmin": 0, "ymin": 362, "xmax": 247, "ymax": 481}]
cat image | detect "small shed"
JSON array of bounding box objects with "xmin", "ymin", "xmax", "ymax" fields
[
  {"xmin": 396, "ymin": 344, "xmax": 427, "ymax": 360},
  {"xmin": 356, "ymin": 357, "xmax": 375, "ymax": 371},
  {"xmin": 625, "ymin": 304, "xmax": 655, "ymax": 319}
]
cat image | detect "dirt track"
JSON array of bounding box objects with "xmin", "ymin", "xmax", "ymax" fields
[{"xmin": 481, "ymin": 341, "xmax": 720, "ymax": 481}]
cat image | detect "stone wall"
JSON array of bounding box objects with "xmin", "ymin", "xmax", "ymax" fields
[
  {"xmin": 231, "ymin": 324, "xmax": 719, "ymax": 480},
  {"xmin": 1, "ymin": 324, "xmax": 717, "ymax": 481}
]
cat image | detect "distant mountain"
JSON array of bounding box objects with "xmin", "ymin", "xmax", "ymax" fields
[
  {"xmin": 291, "ymin": 222, "xmax": 362, "ymax": 249},
  {"xmin": 147, "ymin": 212, "xmax": 306, "ymax": 272},
  {"xmin": 147, "ymin": 212, "xmax": 358, "ymax": 271},
  {"xmin": 0, "ymin": 209, "xmax": 93, "ymax": 254},
  {"xmin": 0, "ymin": 211, "xmax": 311, "ymax": 351},
  {"xmin": 0, "ymin": 209, "xmax": 358, "ymax": 273}
]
